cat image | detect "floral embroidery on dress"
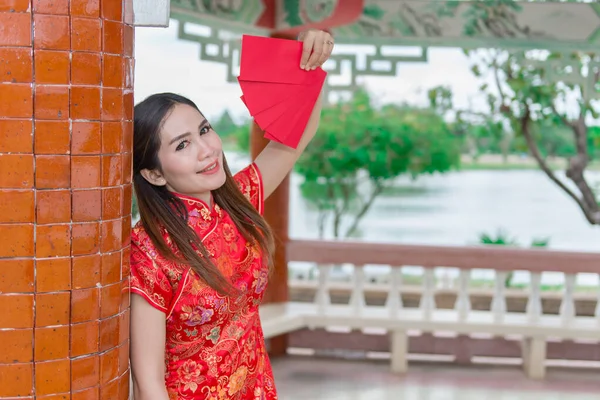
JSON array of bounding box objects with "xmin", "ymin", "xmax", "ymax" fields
[{"xmin": 130, "ymin": 163, "xmax": 277, "ymax": 399}]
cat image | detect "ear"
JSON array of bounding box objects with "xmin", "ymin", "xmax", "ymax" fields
[{"xmin": 140, "ymin": 168, "xmax": 167, "ymax": 187}]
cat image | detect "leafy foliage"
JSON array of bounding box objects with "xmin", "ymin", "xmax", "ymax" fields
[{"xmin": 296, "ymin": 89, "xmax": 462, "ymax": 238}]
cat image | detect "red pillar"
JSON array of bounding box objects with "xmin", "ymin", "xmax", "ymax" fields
[
  {"xmin": 0, "ymin": 1, "xmax": 134, "ymax": 398},
  {"xmin": 251, "ymin": 122, "xmax": 290, "ymax": 357}
]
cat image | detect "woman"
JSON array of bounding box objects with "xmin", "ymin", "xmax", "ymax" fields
[{"xmin": 129, "ymin": 29, "xmax": 334, "ymax": 399}]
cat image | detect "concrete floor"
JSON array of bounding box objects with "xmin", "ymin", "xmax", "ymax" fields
[{"xmin": 271, "ymin": 356, "xmax": 600, "ymax": 400}]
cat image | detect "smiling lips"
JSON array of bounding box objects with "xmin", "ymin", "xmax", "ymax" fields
[{"xmin": 198, "ymin": 160, "xmax": 219, "ymax": 175}]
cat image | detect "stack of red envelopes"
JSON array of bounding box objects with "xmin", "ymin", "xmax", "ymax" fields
[{"xmin": 238, "ymin": 35, "xmax": 327, "ymax": 149}]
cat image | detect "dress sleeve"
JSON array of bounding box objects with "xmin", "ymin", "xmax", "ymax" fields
[
  {"xmin": 233, "ymin": 162, "xmax": 264, "ymax": 216},
  {"xmin": 129, "ymin": 240, "xmax": 173, "ymax": 314}
]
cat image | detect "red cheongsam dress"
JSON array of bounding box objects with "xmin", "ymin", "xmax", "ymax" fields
[{"xmin": 129, "ymin": 163, "xmax": 277, "ymax": 400}]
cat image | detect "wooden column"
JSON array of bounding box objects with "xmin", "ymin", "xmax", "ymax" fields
[{"xmin": 251, "ymin": 122, "xmax": 290, "ymax": 357}]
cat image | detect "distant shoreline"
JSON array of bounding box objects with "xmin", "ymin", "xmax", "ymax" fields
[{"xmin": 459, "ymin": 154, "xmax": 600, "ymax": 171}]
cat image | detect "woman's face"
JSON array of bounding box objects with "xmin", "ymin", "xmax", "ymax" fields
[{"xmin": 142, "ymin": 103, "xmax": 226, "ymax": 204}]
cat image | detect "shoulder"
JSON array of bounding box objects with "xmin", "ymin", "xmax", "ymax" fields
[
  {"xmin": 233, "ymin": 162, "xmax": 264, "ymax": 215},
  {"xmin": 129, "ymin": 221, "xmax": 184, "ymax": 314}
]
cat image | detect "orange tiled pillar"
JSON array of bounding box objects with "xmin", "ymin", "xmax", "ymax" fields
[{"xmin": 0, "ymin": 1, "xmax": 134, "ymax": 398}]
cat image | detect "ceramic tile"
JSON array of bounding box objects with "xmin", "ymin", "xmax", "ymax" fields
[
  {"xmin": 71, "ymin": 155, "xmax": 101, "ymax": 188},
  {"xmin": 72, "ymin": 386, "xmax": 100, "ymax": 400},
  {"xmin": 71, "ymin": 17, "xmax": 102, "ymax": 52},
  {"xmin": 0, "ymin": 363, "xmax": 33, "ymax": 397},
  {"xmin": 102, "ymin": 187, "xmax": 122, "ymax": 221},
  {"xmin": 102, "ymin": 20, "xmax": 123, "ymax": 55},
  {"xmin": 36, "ymin": 189, "xmax": 71, "ymax": 224},
  {"xmin": 0, "ymin": 293, "xmax": 34, "ymax": 328},
  {"xmin": 99, "ymin": 378, "xmax": 119, "ymax": 400},
  {"xmin": 34, "ymin": 120, "xmax": 70, "ymax": 154},
  {"xmin": 121, "ymin": 184, "xmax": 132, "ymax": 217},
  {"xmin": 70, "ymin": 0, "xmax": 100, "ymax": 17},
  {"xmin": 99, "ymin": 315, "xmax": 119, "ymax": 352},
  {"xmin": 36, "ymin": 258, "xmax": 71, "ymax": 292},
  {"xmin": 0, "ymin": 0, "xmax": 30, "ymax": 12},
  {"xmin": 72, "ymin": 354, "xmax": 100, "ymax": 391},
  {"xmin": 123, "ymin": 89, "xmax": 134, "ymax": 120},
  {"xmin": 35, "ymin": 155, "xmax": 70, "ymax": 189},
  {"xmin": 102, "ymin": 54, "xmax": 123, "ymax": 88},
  {"xmin": 118, "ymin": 369, "xmax": 130, "ymax": 400},
  {"xmin": 34, "ymin": 85, "xmax": 69, "ymax": 120},
  {"xmin": 117, "ymin": 342, "xmax": 129, "ymax": 375},
  {"xmin": 99, "ymin": 347, "xmax": 119, "ymax": 385},
  {"xmin": 101, "ymin": 88, "xmax": 123, "ymax": 121},
  {"xmin": 34, "ymin": 14, "xmax": 70, "ymax": 50},
  {"xmin": 102, "ymin": 121, "xmax": 122, "ymax": 154},
  {"xmin": 0, "ymin": 119, "xmax": 33, "ymax": 153},
  {"xmin": 123, "ymin": 26, "xmax": 134, "ymax": 58},
  {"xmin": 71, "ymin": 320, "xmax": 100, "ymax": 357},
  {"xmin": 71, "ymin": 86, "xmax": 101, "ymax": 120},
  {"xmin": 72, "ymin": 189, "xmax": 102, "ymax": 222},
  {"xmin": 72, "ymin": 121, "xmax": 101, "ymax": 155},
  {"xmin": 0, "ymin": 189, "xmax": 34, "ymax": 223},
  {"xmin": 0, "ymin": 154, "xmax": 34, "ymax": 188},
  {"xmin": 36, "ymin": 224, "xmax": 71, "ymax": 258},
  {"xmin": 71, "ymin": 52, "xmax": 102, "ymax": 85},
  {"xmin": 121, "ymin": 152, "xmax": 132, "ymax": 184},
  {"xmin": 35, "ymin": 292, "xmax": 70, "ymax": 327},
  {"xmin": 0, "ymin": 328, "xmax": 33, "ymax": 363},
  {"xmin": 101, "ymin": 155, "xmax": 122, "ymax": 187},
  {"xmin": 0, "ymin": 83, "xmax": 33, "ymax": 117},
  {"xmin": 0, "ymin": 12, "xmax": 31, "ymax": 46},
  {"xmin": 0, "ymin": 224, "xmax": 34, "ymax": 257},
  {"xmin": 100, "ymin": 282, "xmax": 121, "ymax": 319},
  {"xmin": 34, "ymin": 326, "xmax": 70, "ymax": 361},
  {"xmin": 0, "ymin": 47, "xmax": 32, "ymax": 83},
  {"xmin": 0, "ymin": 259, "xmax": 34, "ymax": 293},
  {"xmin": 120, "ymin": 248, "xmax": 130, "ymax": 280},
  {"xmin": 71, "ymin": 222, "xmax": 100, "ymax": 256},
  {"xmin": 72, "ymin": 254, "xmax": 101, "ymax": 290},
  {"xmin": 120, "ymin": 215, "xmax": 131, "ymax": 248},
  {"xmin": 33, "ymin": 0, "xmax": 69, "ymax": 14},
  {"xmin": 71, "ymin": 287, "xmax": 99, "ymax": 323},
  {"xmin": 119, "ymin": 280, "xmax": 131, "ymax": 314},
  {"xmin": 101, "ymin": 219, "xmax": 122, "ymax": 253},
  {"xmin": 35, "ymin": 358, "xmax": 70, "ymax": 395},
  {"xmin": 34, "ymin": 50, "xmax": 70, "ymax": 84},
  {"xmin": 101, "ymin": 0, "xmax": 122, "ymax": 21}
]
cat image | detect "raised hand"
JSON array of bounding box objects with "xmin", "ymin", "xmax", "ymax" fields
[{"xmin": 297, "ymin": 29, "xmax": 334, "ymax": 71}]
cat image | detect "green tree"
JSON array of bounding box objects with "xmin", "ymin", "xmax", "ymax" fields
[
  {"xmin": 296, "ymin": 89, "xmax": 462, "ymax": 239},
  {"xmin": 465, "ymin": 48, "xmax": 600, "ymax": 224},
  {"xmin": 212, "ymin": 110, "xmax": 238, "ymax": 138},
  {"xmin": 431, "ymin": 0, "xmax": 600, "ymax": 224}
]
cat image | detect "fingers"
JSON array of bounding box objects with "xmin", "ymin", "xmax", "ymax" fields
[
  {"xmin": 299, "ymin": 30, "xmax": 334, "ymax": 71},
  {"xmin": 300, "ymin": 33, "xmax": 315, "ymax": 70},
  {"xmin": 317, "ymin": 41, "xmax": 333, "ymax": 67}
]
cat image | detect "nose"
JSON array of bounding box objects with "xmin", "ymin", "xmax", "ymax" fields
[{"xmin": 196, "ymin": 138, "xmax": 213, "ymax": 160}]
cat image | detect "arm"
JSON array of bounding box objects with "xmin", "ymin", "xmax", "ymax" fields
[
  {"xmin": 130, "ymin": 294, "xmax": 170, "ymax": 400},
  {"xmin": 254, "ymin": 29, "xmax": 333, "ymax": 200}
]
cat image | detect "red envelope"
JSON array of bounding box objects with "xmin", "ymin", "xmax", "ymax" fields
[{"xmin": 237, "ymin": 34, "xmax": 327, "ymax": 149}]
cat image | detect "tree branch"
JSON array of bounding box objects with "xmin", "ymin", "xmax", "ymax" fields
[
  {"xmin": 344, "ymin": 180, "xmax": 384, "ymax": 238},
  {"xmin": 549, "ymin": 102, "xmax": 575, "ymax": 129},
  {"xmin": 521, "ymin": 106, "xmax": 600, "ymax": 225}
]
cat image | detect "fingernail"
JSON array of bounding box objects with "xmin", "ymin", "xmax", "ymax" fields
[{"xmin": 300, "ymin": 64, "xmax": 305, "ymax": 69}]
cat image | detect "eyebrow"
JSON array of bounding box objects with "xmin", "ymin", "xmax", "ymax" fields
[{"xmin": 168, "ymin": 119, "xmax": 208, "ymax": 145}]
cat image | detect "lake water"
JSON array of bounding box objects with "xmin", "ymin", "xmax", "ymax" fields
[{"xmin": 227, "ymin": 152, "xmax": 600, "ymax": 287}]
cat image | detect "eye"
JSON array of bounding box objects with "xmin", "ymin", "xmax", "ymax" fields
[
  {"xmin": 200, "ymin": 125, "xmax": 211, "ymax": 135},
  {"xmin": 175, "ymin": 140, "xmax": 190, "ymax": 151}
]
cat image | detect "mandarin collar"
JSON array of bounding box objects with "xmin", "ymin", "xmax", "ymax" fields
[{"xmin": 173, "ymin": 192, "xmax": 222, "ymax": 220}]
